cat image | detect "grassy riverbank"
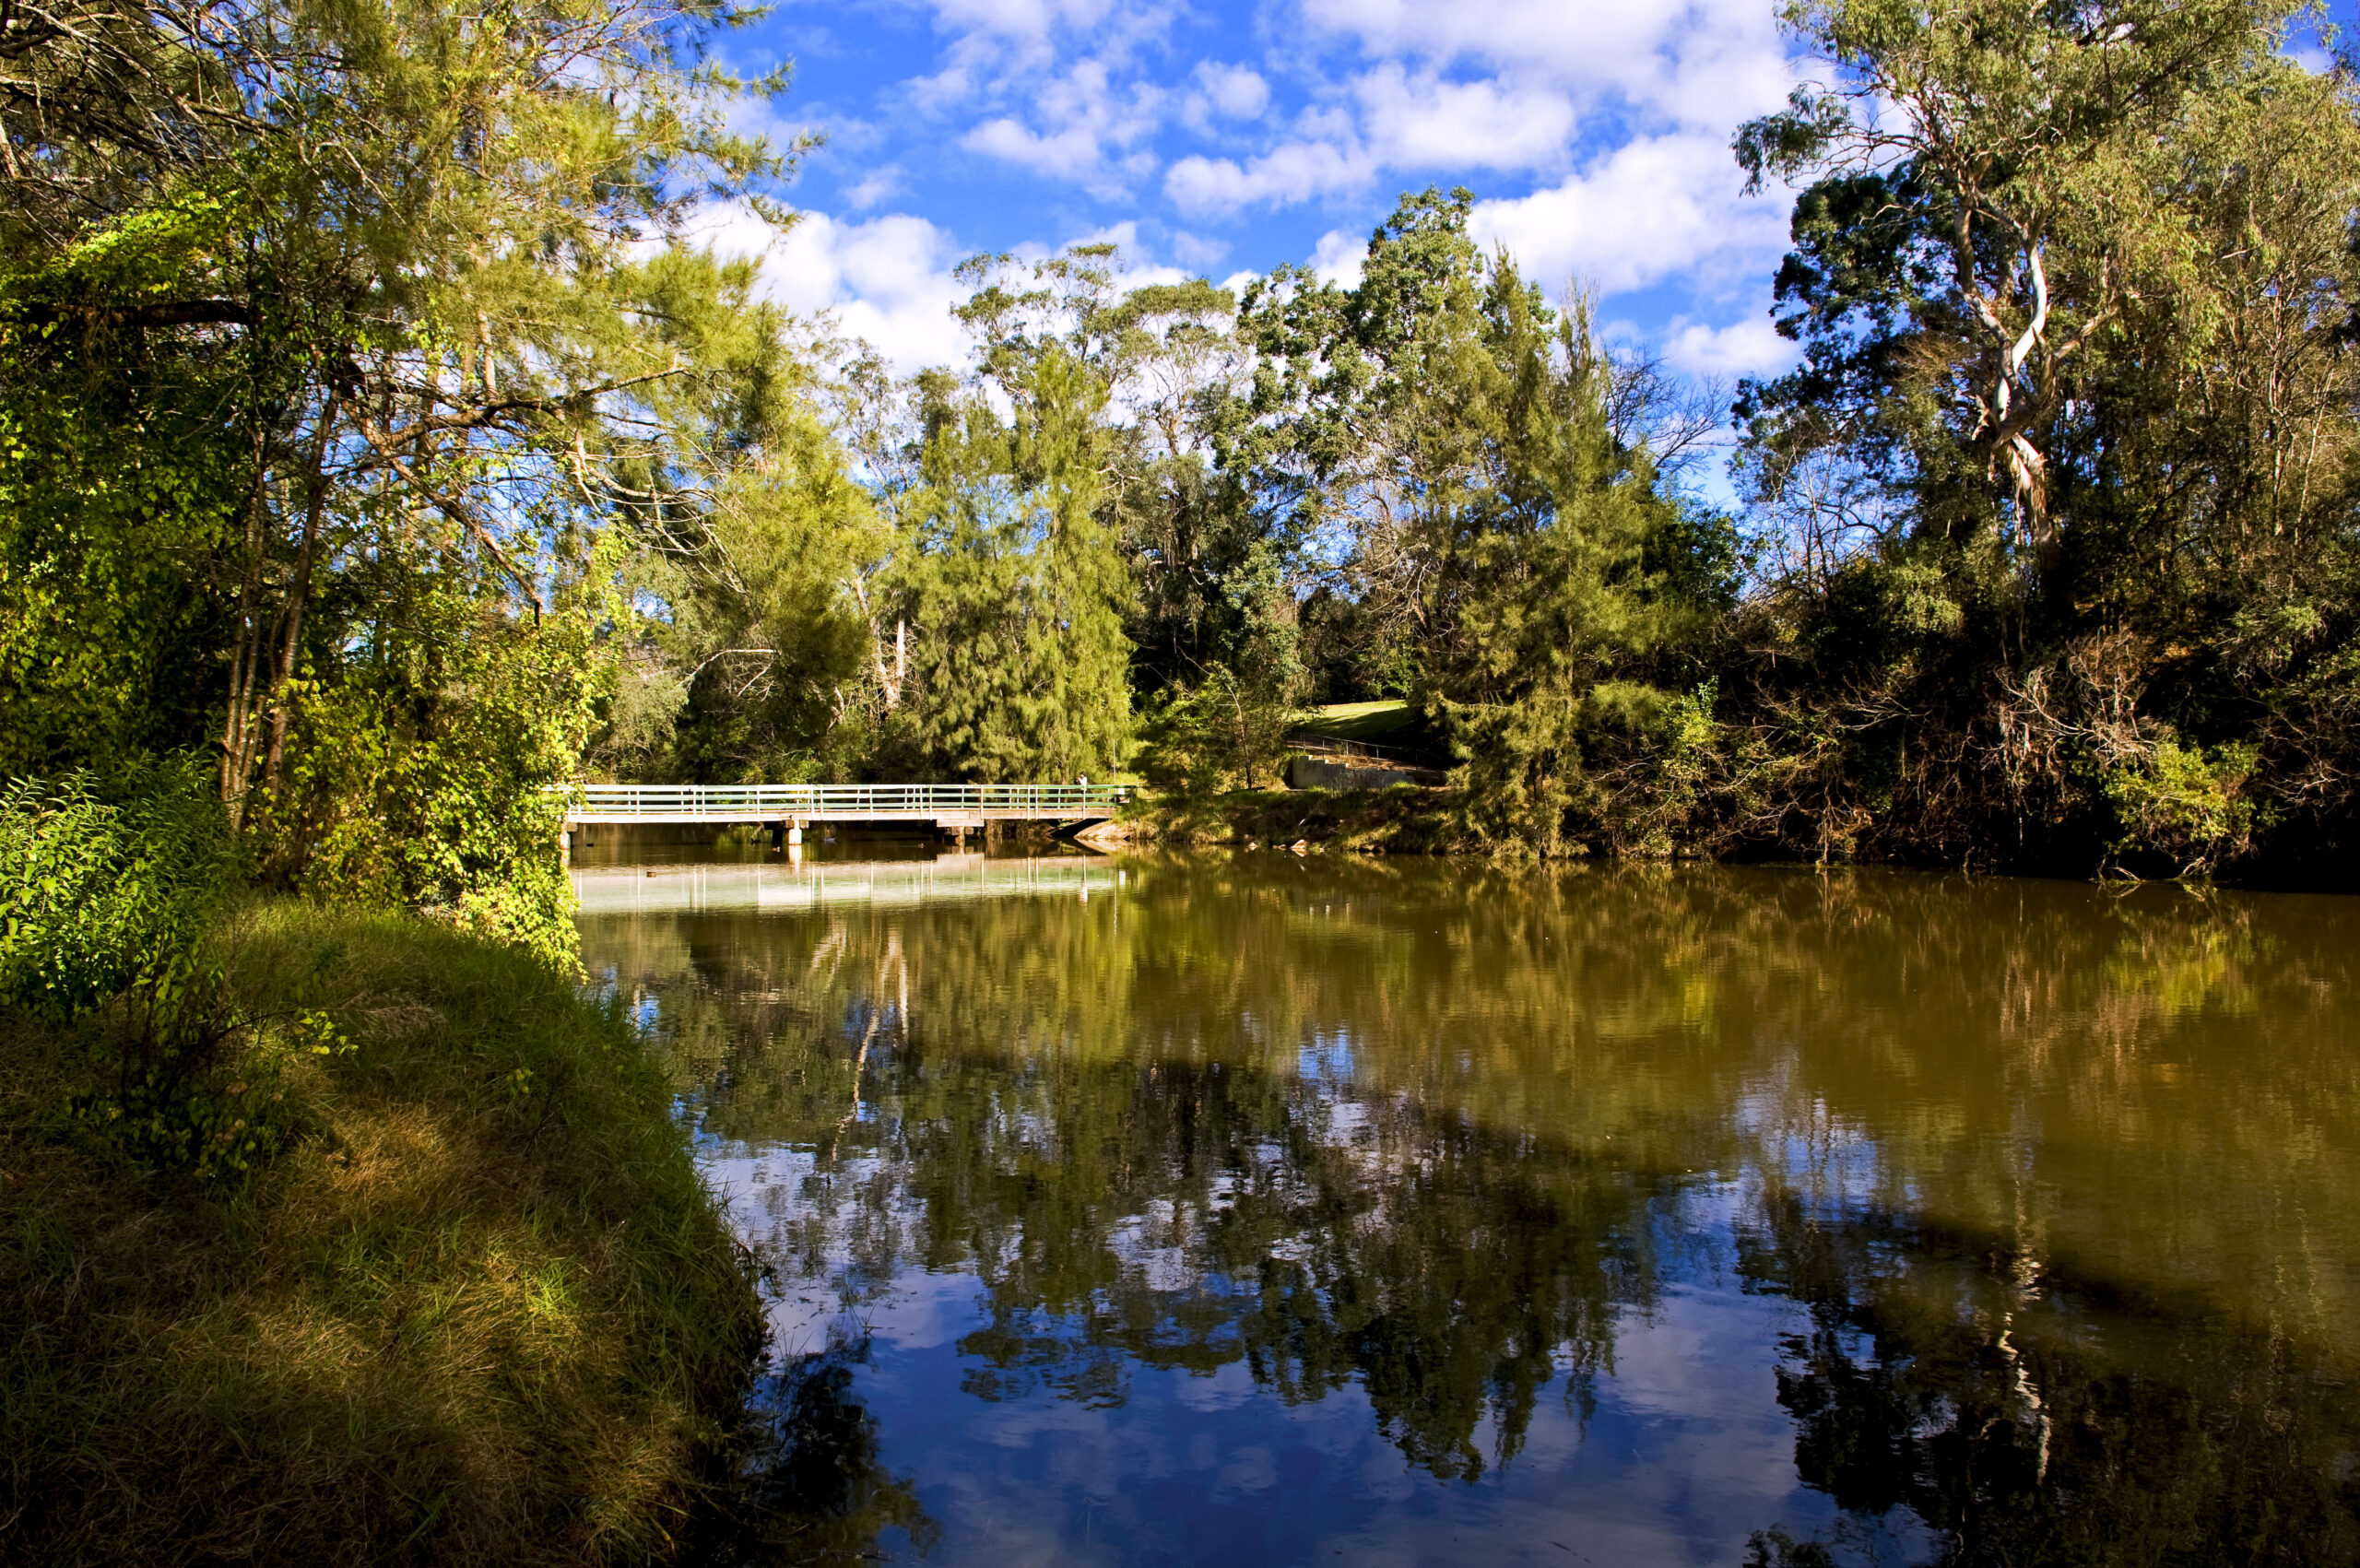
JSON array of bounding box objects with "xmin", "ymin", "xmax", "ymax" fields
[{"xmin": 0, "ymin": 902, "xmax": 764, "ymax": 1565}]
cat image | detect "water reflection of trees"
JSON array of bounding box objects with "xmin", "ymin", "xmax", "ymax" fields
[
  {"xmin": 716, "ymin": 1016, "xmax": 1679, "ymax": 1480},
  {"xmin": 698, "ymin": 1336, "xmax": 940, "ymax": 1567},
  {"xmin": 1738, "ymin": 1192, "xmax": 2360, "ymax": 1566},
  {"xmin": 902, "ymin": 1052, "xmax": 1671, "ymax": 1480},
  {"xmin": 583, "ymin": 857, "xmax": 2360, "ymax": 1561}
]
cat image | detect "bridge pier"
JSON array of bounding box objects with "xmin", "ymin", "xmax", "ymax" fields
[{"xmin": 935, "ymin": 808, "xmax": 985, "ymax": 851}]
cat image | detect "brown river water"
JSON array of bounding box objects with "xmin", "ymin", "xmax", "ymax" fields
[{"xmin": 572, "ymin": 840, "xmax": 2360, "ymax": 1566}]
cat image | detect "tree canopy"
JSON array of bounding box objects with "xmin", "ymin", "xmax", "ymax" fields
[{"xmin": 6, "ymin": 0, "xmax": 2360, "ymax": 930}]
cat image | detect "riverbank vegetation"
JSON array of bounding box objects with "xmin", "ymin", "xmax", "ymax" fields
[
  {"xmin": 1, "ymin": 0, "xmax": 2356, "ymax": 1554},
  {"xmin": 1118, "ymin": 784, "xmax": 1476, "ymax": 855},
  {"xmin": 0, "ymin": 815, "xmax": 764, "ymax": 1561},
  {"xmin": 645, "ymin": 0, "xmax": 2360, "ymax": 890},
  {"xmin": 6, "ymin": 0, "xmax": 2360, "ymax": 889},
  {"xmin": 0, "ymin": 0, "xmax": 797, "ymax": 1547}
]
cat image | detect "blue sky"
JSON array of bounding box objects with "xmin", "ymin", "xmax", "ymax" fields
[{"xmin": 707, "ymin": 0, "xmax": 2350, "ymax": 387}]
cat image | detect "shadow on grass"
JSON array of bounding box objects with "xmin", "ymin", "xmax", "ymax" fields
[{"xmin": 0, "ymin": 902, "xmax": 863, "ymax": 1566}]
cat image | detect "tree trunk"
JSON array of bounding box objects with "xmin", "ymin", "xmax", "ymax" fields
[
  {"xmin": 218, "ymin": 452, "xmax": 271, "ymax": 824},
  {"xmin": 261, "ymin": 407, "xmax": 336, "ymax": 799}
]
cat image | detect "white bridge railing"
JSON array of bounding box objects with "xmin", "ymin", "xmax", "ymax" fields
[{"xmin": 559, "ymin": 783, "xmax": 1129, "ymax": 819}]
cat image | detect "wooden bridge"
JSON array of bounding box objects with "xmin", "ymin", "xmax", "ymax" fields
[{"xmin": 560, "ymin": 783, "xmax": 1127, "ymax": 847}]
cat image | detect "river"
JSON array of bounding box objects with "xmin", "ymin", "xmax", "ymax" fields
[{"xmin": 572, "ymin": 840, "xmax": 2360, "ymax": 1566}]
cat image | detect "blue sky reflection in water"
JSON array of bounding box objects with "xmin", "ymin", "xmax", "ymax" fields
[{"xmin": 573, "ymin": 845, "xmax": 2360, "ymax": 1565}]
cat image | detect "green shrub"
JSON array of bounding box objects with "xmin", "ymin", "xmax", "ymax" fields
[
  {"xmin": 0, "ymin": 756, "xmax": 323, "ymax": 1180},
  {"xmin": 1134, "ymin": 667, "xmax": 1298, "ymax": 794},
  {"xmin": 2101, "ymin": 737, "xmax": 2260, "ymax": 878},
  {"xmin": 257, "ymin": 592, "xmax": 593, "ymax": 970},
  {"xmin": 0, "ymin": 755, "xmax": 232, "ymax": 1023}
]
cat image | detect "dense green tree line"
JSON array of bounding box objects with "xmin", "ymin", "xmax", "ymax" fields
[{"xmin": 6, "ymin": 0, "xmax": 2360, "ymax": 929}]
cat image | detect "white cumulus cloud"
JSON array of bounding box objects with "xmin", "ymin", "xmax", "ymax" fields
[
  {"xmin": 761, "ymin": 211, "xmax": 974, "ymax": 373},
  {"xmin": 1165, "ymin": 136, "xmax": 1374, "ymax": 216},
  {"xmin": 722, "ymin": 0, "xmax": 1816, "ymax": 402},
  {"xmin": 956, "ymin": 57, "xmax": 1162, "ymax": 193},
  {"xmin": 1309, "ymin": 226, "xmax": 1368, "ymax": 286},
  {"xmin": 1661, "ymin": 314, "xmax": 1798, "ymax": 377},
  {"xmin": 1469, "ymin": 132, "xmax": 1788, "ymax": 295},
  {"xmin": 1300, "ymin": 0, "xmax": 1793, "ymax": 131},
  {"xmin": 918, "ymin": 0, "xmax": 1117, "ymax": 42},
  {"xmin": 1193, "ymin": 61, "xmax": 1269, "ymax": 121},
  {"xmin": 1353, "ymin": 65, "xmax": 1576, "ymax": 171},
  {"xmin": 1169, "ymin": 230, "xmax": 1232, "ymax": 268},
  {"xmin": 964, "ymin": 116, "xmax": 1109, "ymax": 178},
  {"xmin": 842, "ymin": 164, "xmax": 906, "ymax": 211}
]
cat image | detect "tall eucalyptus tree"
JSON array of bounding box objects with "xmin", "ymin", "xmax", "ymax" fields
[{"xmin": 1728, "ymin": 0, "xmax": 2360, "ymax": 874}]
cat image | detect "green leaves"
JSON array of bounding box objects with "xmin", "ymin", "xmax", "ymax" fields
[
  {"xmin": 887, "ymin": 334, "xmax": 1135, "ymax": 784},
  {"xmin": 1734, "ymin": 88, "xmax": 1850, "ymax": 195},
  {"xmin": 1703, "ymin": 0, "xmax": 2360, "ymax": 874},
  {"xmin": 0, "ymin": 756, "xmax": 233, "ymax": 1022},
  {"xmin": 0, "ymin": 0, "xmax": 845, "ymax": 941},
  {"xmin": 0, "ymin": 758, "xmax": 311, "ymax": 1184},
  {"xmin": 256, "ymin": 574, "xmax": 603, "ymax": 969}
]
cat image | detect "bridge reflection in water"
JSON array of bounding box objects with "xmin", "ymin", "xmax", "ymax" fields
[{"xmin": 569, "ymin": 854, "xmax": 1117, "ymax": 916}]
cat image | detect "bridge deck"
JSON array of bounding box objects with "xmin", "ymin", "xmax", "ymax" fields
[{"xmin": 560, "ymin": 782, "xmax": 1127, "ymax": 827}]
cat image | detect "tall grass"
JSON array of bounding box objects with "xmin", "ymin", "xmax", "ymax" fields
[{"xmin": 0, "ymin": 902, "xmax": 768, "ymax": 1563}]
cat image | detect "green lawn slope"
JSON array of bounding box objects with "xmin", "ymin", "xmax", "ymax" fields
[
  {"xmin": 0, "ymin": 903, "xmax": 766, "ymax": 1565},
  {"xmin": 1292, "ymin": 701, "xmax": 1417, "ymax": 746}
]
